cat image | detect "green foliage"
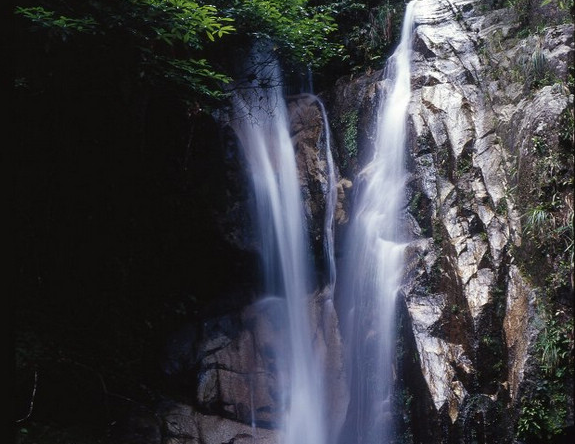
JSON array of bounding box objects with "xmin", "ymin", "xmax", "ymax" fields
[
  {"xmin": 517, "ymin": 314, "xmax": 573, "ymax": 441},
  {"xmin": 455, "ymin": 154, "xmax": 473, "ymax": 177},
  {"xmin": 432, "ymin": 219, "xmax": 444, "ymax": 245},
  {"xmin": 14, "ymin": 6, "xmax": 98, "ymax": 36},
  {"xmin": 530, "ymin": 49, "xmax": 547, "ymax": 79},
  {"xmin": 523, "ymin": 204, "xmax": 552, "ymax": 237},
  {"xmin": 505, "ymin": 43, "xmax": 558, "ymax": 91},
  {"xmin": 15, "ymin": 0, "xmax": 411, "ymax": 98},
  {"xmin": 477, "ymin": 0, "xmax": 507, "ymax": 10},
  {"xmin": 541, "ymin": 0, "xmax": 574, "ymax": 11},
  {"xmin": 340, "ymin": 109, "xmax": 359, "ymax": 157},
  {"xmin": 496, "ymin": 198, "xmax": 509, "ymax": 216},
  {"xmin": 515, "ymin": 92, "xmax": 575, "ymax": 443},
  {"xmin": 220, "ymin": 0, "xmax": 342, "ymax": 69},
  {"xmin": 409, "ymin": 191, "xmax": 422, "ymax": 214},
  {"xmin": 536, "ymin": 313, "xmax": 574, "ymax": 377},
  {"xmin": 16, "ymin": 0, "xmax": 350, "ymax": 99},
  {"xmin": 517, "ymin": 397, "xmax": 547, "ymax": 438},
  {"xmin": 506, "ymin": 0, "xmax": 533, "ymax": 26},
  {"xmin": 521, "ymin": 132, "xmax": 574, "ymax": 276},
  {"xmin": 516, "ymin": 290, "xmax": 573, "ymax": 442},
  {"xmin": 15, "ymin": 0, "xmax": 237, "ymax": 45},
  {"xmin": 161, "ymin": 57, "xmax": 233, "ymax": 98},
  {"xmin": 517, "ymin": 385, "xmax": 569, "ymax": 440},
  {"xmin": 331, "ymin": 0, "xmax": 405, "ymax": 72},
  {"xmin": 558, "ymin": 99, "xmax": 575, "ymax": 146},
  {"xmin": 15, "ymin": 0, "xmax": 237, "ymax": 102},
  {"xmin": 507, "ymin": 0, "xmax": 573, "ymax": 33},
  {"xmin": 140, "ymin": 0, "xmax": 236, "ymax": 47},
  {"xmin": 345, "ymin": 2, "xmax": 398, "ymax": 66},
  {"xmin": 523, "ymin": 47, "xmax": 557, "ymax": 89}
]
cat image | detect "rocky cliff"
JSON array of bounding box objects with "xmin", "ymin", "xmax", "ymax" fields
[
  {"xmin": 326, "ymin": 0, "xmax": 573, "ymax": 442},
  {"xmin": 113, "ymin": 1, "xmax": 573, "ymax": 443}
]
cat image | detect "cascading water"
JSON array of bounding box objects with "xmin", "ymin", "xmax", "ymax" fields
[
  {"xmin": 313, "ymin": 96, "xmax": 338, "ymax": 292},
  {"xmin": 338, "ymin": 2, "xmax": 417, "ymax": 443},
  {"xmin": 229, "ymin": 48, "xmax": 327, "ymax": 444}
]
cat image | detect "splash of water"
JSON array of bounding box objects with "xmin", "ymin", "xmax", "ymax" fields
[
  {"xmin": 229, "ymin": 48, "xmax": 326, "ymax": 444},
  {"xmin": 338, "ymin": 2, "xmax": 417, "ymax": 443}
]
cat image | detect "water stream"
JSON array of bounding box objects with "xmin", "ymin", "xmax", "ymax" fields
[
  {"xmin": 229, "ymin": 49, "xmax": 327, "ymax": 444},
  {"xmin": 317, "ymin": 98, "xmax": 338, "ymax": 292},
  {"xmin": 229, "ymin": 1, "xmax": 416, "ymax": 439},
  {"xmin": 338, "ymin": 2, "xmax": 417, "ymax": 443}
]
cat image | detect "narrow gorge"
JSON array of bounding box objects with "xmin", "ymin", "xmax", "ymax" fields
[{"xmin": 15, "ymin": 0, "xmax": 573, "ymax": 443}]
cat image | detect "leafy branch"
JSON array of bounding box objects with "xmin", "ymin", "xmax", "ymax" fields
[{"xmin": 15, "ymin": 0, "xmax": 236, "ymax": 102}]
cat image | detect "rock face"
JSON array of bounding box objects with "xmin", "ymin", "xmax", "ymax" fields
[
  {"xmin": 406, "ymin": 0, "xmax": 514, "ymax": 428},
  {"xmin": 151, "ymin": 93, "xmax": 349, "ymax": 444},
  {"xmin": 288, "ymin": 93, "xmax": 345, "ymax": 279},
  {"xmin": 156, "ymin": 286, "xmax": 347, "ymax": 444},
  {"xmin": 325, "ymin": 0, "xmax": 573, "ymax": 441},
  {"xmin": 145, "ymin": 2, "xmax": 573, "ymax": 443},
  {"xmin": 399, "ymin": 0, "xmax": 573, "ymax": 441}
]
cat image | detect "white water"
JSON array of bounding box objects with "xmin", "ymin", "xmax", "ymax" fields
[
  {"xmin": 339, "ymin": 2, "xmax": 417, "ymax": 443},
  {"xmin": 230, "ymin": 51, "xmax": 326, "ymax": 444},
  {"xmin": 317, "ymin": 97, "xmax": 338, "ymax": 291}
]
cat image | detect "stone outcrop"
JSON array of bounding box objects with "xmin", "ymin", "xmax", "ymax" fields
[
  {"xmin": 161, "ymin": 404, "xmax": 279, "ymax": 444},
  {"xmin": 325, "ymin": 0, "xmax": 572, "ymax": 440},
  {"xmin": 406, "ymin": 0, "xmax": 512, "ymax": 425},
  {"xmin": 287, "ymin": 93, "xmax": 343, "ymax": 270},
  {"xmin": 144, "ymin": 2, "xmax": 573, "ymax": 442},
  {"xmin": 156, "ymin": 284, "xmax": 348, "ymax": 444},
  {"xmin": 154, "ymin": 95, "xmax": 349, "ymax": 443},
  {"xmin": 400, "ymin": 0, "xmax": 573, "ymax": 440}
]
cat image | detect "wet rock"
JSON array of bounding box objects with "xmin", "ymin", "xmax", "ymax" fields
[
  {"xmin": 503, "ymin": 265, "xmax": 539, "ymax": 403},
  {"xmin": 196, "ymin": 299, "xmax": 288, "ymax": 427},
  {"xmin": 402, "ymin": 0, "xmax": 573, "ymax": 434},
  {"xmin": 287, "ymin": 93, "xmax": 346, "ymax": 274},
  {"xmin": 309, "ymin": 286, "xmax": 349, "ymax": 440},
  {"xmin": 188, "ymin": 285, "xmax": 347, "ymax": 439},
  {"xmin": 161, "ymin": 403, "xmax": 279, "ymax": 444}
]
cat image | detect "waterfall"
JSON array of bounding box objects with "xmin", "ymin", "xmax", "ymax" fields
[
  {"xmin": 338, "ymin": 2, "xmax": 417, "ymax": 443},
  {"xmin": 317, "ymin": 97, "xmax": 338, "ymax": 291},
  {"xmin": 229, "ymin": 48, "xmax": 327, "ymax": 444}
]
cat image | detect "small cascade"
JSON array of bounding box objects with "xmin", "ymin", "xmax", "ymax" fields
[
  {"xmin": 338, "ymin": 2, "xmax": 417, "ymax": 443},
  {"xmin": 229, "ymin": 47, "xmax": 327, "ymax": 444},
  {"xmin": 316, "ymin": 97, "xmax": 338, "ymax": 291}
]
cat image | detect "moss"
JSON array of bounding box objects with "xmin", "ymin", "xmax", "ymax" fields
[
  {"xmin": 432, "ymin": 219, "xmax": 444, "ymax": 245},
  {"xmin": 496, "ymin": 198, "xmax": 509, "ymax": 216},
  {"xmin": 340, "ymin": 109, "xmax": 359, "ymax": 158},
  {"xmin": 409, "ymin": 191, "xmax": 422, "ymax": 215}
]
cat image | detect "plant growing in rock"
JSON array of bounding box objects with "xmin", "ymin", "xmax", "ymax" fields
[
  {"xmin": 517, "ymin": 330, "xmax": 572, "ymax": 441},
  {"xmin": 541, "ymin": 0, "xmax": 574, "ymax": 11},
  {"xmin": 340, "ymin": 109, "xmax": 359, "ymax": 158},
  {"xmin": 408, "ymin": 191, "xmax": 422, "ymax": 215},
  {"xmin": 455, "ymin": 153, "xmax": 473, "ymax": 178},
  {"xmin": 516, "ymin": 282, "xmax": 574, "ymax": 442},
  {"xmin": 328, "ymin": 0, "xmax": 405, "ymax": 73},
  {"xmin": 517, "ymin": 397, "xmax": 547, "ymax": 439},
  {"xmin": 536, "ymin": 312, "xmax": 574, "ymax": 378},
  {"xmin": 519, "ymin": 128, "xmax": 573, "ymax": 291}
]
